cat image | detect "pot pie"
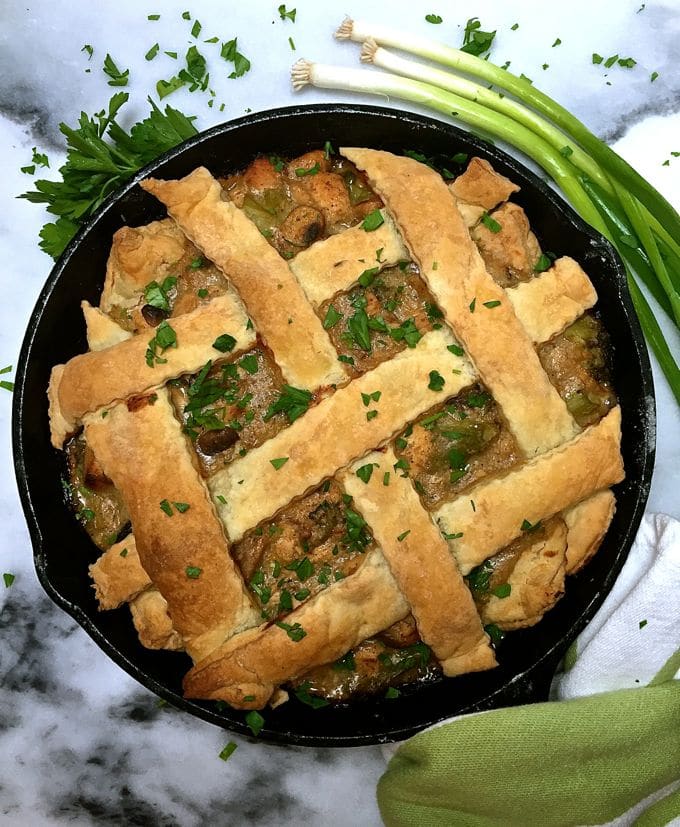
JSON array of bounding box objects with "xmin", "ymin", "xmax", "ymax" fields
[{"xmin": 48, "ymin": 147, "xmax": 623, "ymax": 710}]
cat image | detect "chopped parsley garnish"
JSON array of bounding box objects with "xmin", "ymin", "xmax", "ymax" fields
[
  {"xmin": 452, "ymin": 152, "xmax": 468, "ymax": 164},
  {"xmin": 491, "ymin": 583, "xmax": 512, "ymax": 599},
  {"xmin": 219, "ymin": 742, "xmax": 238, "ymax": 761},
  {"xmin": 481, "ymin": 212, "xmax": 502, "ymax": 233},
  {"xmin": 323, "ymin": 304, "xmax": 342, "ymax": 329},
  {"xmin": 338, "ymin": 354, "xmax": 355, "ymax": 365},
  {"xmin": 245, "ymin": 710, "xmax": 265, "ymax": 736},
  {"xmin": 333, "ymin": 651, "xmax": 356, "ymax": 671},
  {"xmin": 425, "ymin": 13, "xmax": 443, "ymax": 24},
  {"xmin": 239, "ymin": 354, "xmax": 259, "ymax": 374},
  {"xmin": 119, "ymin": 548, "xmax": 129, "ymax": 558},
  {"xmin": 511, "ymin": 22, "xmax": 519, "ymax": 30},
  {"xmin": 483, "ymin": 300, "xmax": 501, "ymax": 309},
  {"xmin": 385, "ymin": 687, "xmax": 401, "ymax": 699},
  {"xmin": 189, "ymin": 257, "xmax": 204, "ymax": 269},
  {"xmin": 276, "ymin": 620, "xmax": 307, "ymax": 641},
  {"xmin": 285, "ymin": 556, "xmax": 314, "ymax": 581},
  {"xmin": 347, "ymin": 306, "xmax": 372, "ymax": 351},
  {"xmin": 295, "ymin": 162, "xmax": 320, "ymax": 177},
  {"xmin": 356, "ymin": 463, "xmax": 377, "ymax": 484},
  {"xmin": 447, "ymin": 343, "xmax": 464, "ymax": 356},
  {"xmin": 103, "ymin": 54, "xmax": 130, "ymax": 87},
  {"xmin": 361, "ymin": 390, "xmax": 382, "ymax": 406},
  {"xmin": 534, "ymin": 252, "xmax": 555, "ymax": 272},
  {"xmin": 552, "ymin": 37, "xmax": 562, "ymax": 47},
  {"xmin": 3, "ymin": 573, "xmax": 16, "ymax": 588},
  {"xmin": 442, "ymin": 531, "xmax": 463, "ymax": 540},
  {"xmin": 185, "ymin": 566, "xmax": 202, "ymax": 579},
  {"xmin": 393, "ymin": 457, "xmax": 410, "ymax": 477},
  {"xmin": 294, "ymin": 682, "xmax": 330, "ymax": 708},
  {"xmin": 145, "ymin": 320, "xmax": 177, "ymax": 366},
  {"xmin": 216, "ymin": 494, "xmax": 227, "ymax": 504},
  {"xmin": 160, "ymin": 499, "xmax": 173, "ymax": 516},
  {"xmin": 366, "ymin": 410, "xmax": 378, "ymax": 421},
  {"xmin": 0, "ymin": 364, "xmax": 14, "ymax": 393},
  {"xmin": 485, "ymin": 623, "xmax": 505, "ymax": 645},
  {"xmin": 521, "ymin": 518, "xmax": 542, "ymax": 533},
  {"xmin": 190, "ymin": 19, "xmax": 202, "ymax": 37},
  {"xmin": 618, "ymin": 57, "xmax": 636, "ymax": 69},
  {"xmin": 249, "ymin": 570, "xmax": 271, "ymax": 604},
  {"xmin": 639, "ymin": 619, "xmax": 648, "ymax": 629},
  {"xmin": 278, "ymin": 589, "xmax": 293, "ymax": 612},
  {"xmin": 278, "ymin": 5, "xmax": 297, "ymax": 21},
  {"xmin": 466, "ymin": 392, "xmax": 490, "ymax": 407},
  {"xmin": 397, "ymin": 530, "xmax": 411, "ymax": 542},
  {"xmin": 358, "ymin": 266, "xmax": 380, "ymax": 287},
  {"xmin": 270, "ymin": 457, "xmax": 289, "ymax": 470},
  {"xmin": 264, "ymin": 385, "xmax": 313, "ymax": 423},
  {"xmin": 383, "ymin": 472, "xmax": 391, "ymax": 486},
  {"xmin": 592, "ymin": 53, "xmax": 603, "ymax": 65},
  {"xmin": 361, "ymin": 209, "xmax": 385, "ymax": 231},
  {"xmin": 221, "ymin": 38, "xmax": 251, "ymax": 79},
  {"xmin": 460, "ymin": 17, "xmax": 496, "ymax": 58},
  {"xmin": 197, "ymin": 288, "xmax": 209, "ymax": 298},
  {"xmin": 148, "ymin": 13, "xmax": 160, "ymax": 20},
  {"xmin": 144, "ymin": 275, "xmax": 176, "ymax": 311},
  {"xmin": 145, "ymin": 44, "xmax": 160, "ymax": 61},
  {"xmin": 428, "ymin": 370, "xmax": 445, "ymax": 391},
  {"xmin": 82, "ymin": 44, "xmax": 94, "ymax": 59},
  {"xmin": 469, "ymin": 297, "xmax": 476, "ymax": 313},
  {"xmin": 651, "ymin": 71, "xmax": 659, "ymax": 82},
  {"xmin": 390, "ymin": 318, "xmax": 422, "ymax": 348}
]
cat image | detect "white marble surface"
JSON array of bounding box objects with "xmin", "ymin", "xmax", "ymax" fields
[{"xmin": 1, "ymin": 1, "xmax": 679, "ymax": 824}]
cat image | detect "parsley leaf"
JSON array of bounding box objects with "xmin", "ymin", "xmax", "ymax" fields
[
  {"xmin": 428, "ymin": 370, "xmax": 445, "ymax": 391},
  {"xmin": 144, "ymin": 276, "xmax": 177, "ymax": 311},
  {"xmin": 481, "ymin": 212, "xmax": 502, "ymax": 233},
  {"xmin": 460, "ymin": 17, "xmax": 496, "ymax": 57},
  {"xmin": 425, "ymin": 13, "xmax": 443, "ymax": 24},
  {"xmin": 264, "ymin": 385, "xmax": 313, "ymax": 423},
  {"xmin": 185, "ymin": 566, "xmax": 202, "ymax": 579},
  {"xmin": 3, "ymin": 573, "xmax": 16, "ymax": 588},
  {"xmin": 278, "ymin": 4, "xmax": 297, "ymax": 22},
  {"xmin": 245, "ymin": 710, "xmax": 265, "ymax": 736},
  {"xmin": 356, "ymin": 463, "xmax": 377, "ymax": 484},
  {"xmin": 103, "ymin": 54, "xmax": 130, "ymax": 86},
  {"xmin": 276, "ymin": 620, "xmax": 307, "ymax": 641},
  {"xmin": 361, "ymin": 209, "xmax": 384, "ymax": 231},
  {"xmin": 270, "ymin": 457, "xmax": 289, "ymax": 470},
  {"xmin": 221, "ymin": 38, "xmax": 251, "ymax": 79},
  {"xmin": 20, "ymin": 94, "xmax": 198, "ymax": 259},
  {"xmin": 213, "ymin": 333, "xmax": 237, "ymax": 353},
  {"xmin": 294, "ymin": 681, "xmax": 330, "ymax": 708},
  {"xmin": 146, "ymin": 320, "xmax": 177, "ymax": 366},
  {"xmin": 323, "ymin": 304, "xmax": 342, "ymax": 329}
]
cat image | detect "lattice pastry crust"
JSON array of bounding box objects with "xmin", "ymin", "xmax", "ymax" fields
[{"xmin": 49, "ymin": 148, "xmax": 623, "ymax": 709}]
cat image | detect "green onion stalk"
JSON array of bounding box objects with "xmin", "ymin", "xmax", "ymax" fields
[{"xmin": 291, "ymin": 19, "xmax": 680, "ymax": 403}]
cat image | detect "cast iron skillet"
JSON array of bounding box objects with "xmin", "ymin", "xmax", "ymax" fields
[{"xmin": 13, "ymin": 104, "xmax": 655, "ymax": 746}]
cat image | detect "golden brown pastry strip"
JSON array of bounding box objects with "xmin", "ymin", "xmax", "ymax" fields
[
  {"xmin": 437, "ymin": 406, "xmax": 624, "ymax": 575},
  {"xmin": 49, "ymin": 293, "xmax": 254, "ymax": 448},
  {"xmin": 130, "ymin": 590, "xmax": 184, "ymax": 651},
  {"xmin": 141, "ymin": 167, "xmax": 346, "ymax": 389},
  {"xmin": 341, "ymin": 147, "xmax": 579, "ymax": 456},
  {"xmin": 480, "ymin": 520, "xmax": 567, "ymax": 631},
  {"xmin": 84, "ymin": 392, "xmax": 260, "ymax": 663},
  {"xmin": 209, "ymin": 328, "xmax": 475, "ymax": 541},
  {"xmin": 563, "ymin": 490, "xmax": 616, "ymax": 574},
  {"xmin": 341, "ymin": 448, "xmax": 495, "ymax": 675},
  {"xmin": 183, "ymin": 549, "xmax": 409, "ymax": 706},
  {"xmin": 289, "ymin": 210, "xmax": 408, "ymax": 306},
  {"xmin": 506, "ymin": 257, "xmax": 598, "ymax": 343}
]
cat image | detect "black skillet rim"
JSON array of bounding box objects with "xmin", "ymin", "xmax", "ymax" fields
[{"xmin": 12, "ymin": 103, "xmax": 655, "ymax": 746}]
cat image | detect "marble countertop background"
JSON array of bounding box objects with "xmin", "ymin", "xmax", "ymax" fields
[{"xmin": 1, "ymin": 1, "xmax": 679, "ymax": 824}]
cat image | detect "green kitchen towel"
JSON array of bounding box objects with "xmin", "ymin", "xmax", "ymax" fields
[{"xmin": 378, "ymin": 515, "xmax": 680, "ymax": 826}]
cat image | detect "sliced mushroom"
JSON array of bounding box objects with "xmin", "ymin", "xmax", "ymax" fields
[
  {"xmin": 279, "ymin": 206, "xmax": 325, "ymax": 248},
  {"xmin": 141, "ymin": 304, "xmax": 169, "ymax": 327},
  {"xmin": 197, "ymin": 426, "xmax": 240, "ymax": 455}
]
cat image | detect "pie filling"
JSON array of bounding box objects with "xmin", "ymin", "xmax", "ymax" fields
[{"xmin": 55, "ymin": 147, "xmax": 622, "ymax": 708}]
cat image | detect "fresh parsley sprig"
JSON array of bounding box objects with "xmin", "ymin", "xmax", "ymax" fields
[{"xmin": 19, "ymin": 93, "xmax": 198, "ymax": 259}]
